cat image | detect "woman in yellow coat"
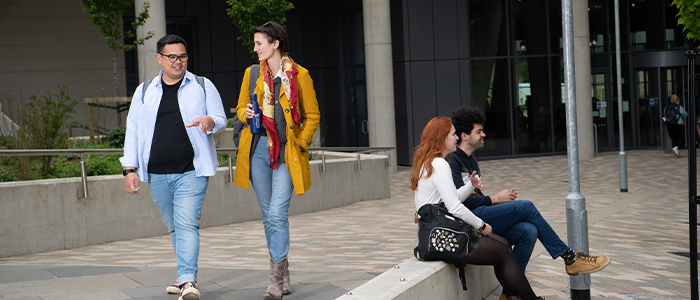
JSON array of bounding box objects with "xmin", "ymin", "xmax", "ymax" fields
[{"xmin": 234, "ymin": 21, "xmax": 320, "ymax": 300}]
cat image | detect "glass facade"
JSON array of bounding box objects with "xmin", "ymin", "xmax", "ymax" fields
[{"xmin": 461, "ymin": 0, "xmax": 693, "ymax": 159}]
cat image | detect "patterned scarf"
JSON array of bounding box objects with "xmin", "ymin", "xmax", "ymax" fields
[{"xmin": 261, "ymin": 55, "xmax": 302, "ymax": 169}]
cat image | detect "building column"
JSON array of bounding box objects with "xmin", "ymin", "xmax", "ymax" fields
[
  {"xmin": 135, "ymin": 0, "xmax": 166, "ymax": 83},
  {"xmin": 363, "ymin": 0, "xmax": 397, "ymax": 173},
  {"xmin": 573, "ymin": 0, "xmax": 594, "ymax": 160}
]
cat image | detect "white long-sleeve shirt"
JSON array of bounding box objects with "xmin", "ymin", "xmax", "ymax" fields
[{"xmin": 414, "ymin": 157, "xmax": 483, "ymax": 229}]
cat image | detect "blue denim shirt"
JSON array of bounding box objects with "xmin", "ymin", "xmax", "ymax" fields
[{"xmin": 120, "ymin": 71, "xmax": 227, "ymax": 181}]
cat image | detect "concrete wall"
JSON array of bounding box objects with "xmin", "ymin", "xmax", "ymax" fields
[
  {"xmin": 336, "ymin": 258, "xmax": 499, "ymax": 300},
  {"xmin": 0, "ymin": 155, "xmax": 390, "ymax": 258},
  {"xmin": 0, "ymin": 0, "xmax": 126, "ymax": 131}
]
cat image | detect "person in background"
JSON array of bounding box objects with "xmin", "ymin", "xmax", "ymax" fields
[{"xmin": 664, "ymin": 94, "xmax": 688, "ymax": 157}]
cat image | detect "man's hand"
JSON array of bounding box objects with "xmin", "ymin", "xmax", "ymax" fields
[
  {"xmin": 469, "ymin": 171, "xmax": 483, "ymax": 190},
  {"xmin": 491, "ymin": 188, "xmax": 517, "ymax": 205},
  {"xmin": 124, "ymin": 172, "xmax": 140, "ymax": 195},
  {"xmin": 186, "ymin": 116, "xmax": 215, "ymax": 133}
]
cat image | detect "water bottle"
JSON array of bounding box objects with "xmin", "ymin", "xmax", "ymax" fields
[{"xmin": 250, "ymin": 93, "xmax": 261, "ymax": 135}]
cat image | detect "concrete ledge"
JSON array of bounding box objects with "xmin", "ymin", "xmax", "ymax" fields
[
  {"xmin": 0, "ymin": 155, "xmax": 390, "ymax": 258},
  {"xmin": 336, "ymin": 257, "xmax": 499, "ymax": 300}
]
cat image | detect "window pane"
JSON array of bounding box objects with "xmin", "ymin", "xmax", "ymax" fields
[
  {"xmin": 549, "ymin": 0, "xmax": 563, "ymax": 54},
  {"xmin": 472, "ymin": 59, "xmax": 512, "ymax": 156},
  {"xmin": 665, "ymin": 0, "xmax": 700, "ymax": 49},
  {"xmin": 551, "ymin": 56, "xmax": 567, "ymax": 151},
  {"xmin": 629, "ymin": 0, "xmax": 665, "ymax": 50},
  {"xmin": 470, "ymin": 0, "xmax": 508, "ymax": 57},
  {"xmin": 514, "ymin": 57, "xmax": 553, "ymax": 154},
  {"xmin": 510, "ymin": 0, "xmax": 548, "ymax": 55},
  {"xmin": 589, "ymin": 0, "xmax": 607, "ymax": 53}
]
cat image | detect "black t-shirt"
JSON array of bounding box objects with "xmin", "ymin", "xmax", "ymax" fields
[{"xmin": 148, "ymin": 78, "xmax": 195, "ymax": 174}]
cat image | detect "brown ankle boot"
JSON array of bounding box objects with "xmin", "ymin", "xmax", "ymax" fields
[
  {"xmin": 264, "ymin": 257, "xmax": 286, "ymax": 300},
  {"xmin": 283, "ymin": 259, "xmax": 291, "ymax": 295}
]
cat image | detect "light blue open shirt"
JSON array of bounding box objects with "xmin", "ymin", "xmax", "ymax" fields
[{"xmin": 120, "ymin": 70, "xmax": 227, "ymax": 181}]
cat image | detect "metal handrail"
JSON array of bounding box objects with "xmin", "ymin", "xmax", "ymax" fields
[{"xmin": 0, "ymin": 146, "xmax": 395, "ymax": 199}]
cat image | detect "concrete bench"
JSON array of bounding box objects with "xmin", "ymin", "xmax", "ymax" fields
[{"xmin": 336, "ymin": 257, "xmax": 499, "ymax": 300}]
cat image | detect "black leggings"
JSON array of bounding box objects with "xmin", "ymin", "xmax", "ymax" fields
[{"xmin": 467, "ymin": 234, "xmax": 538, "ymax": 300}]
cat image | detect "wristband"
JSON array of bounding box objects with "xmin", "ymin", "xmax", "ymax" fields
[{"xmin": 479, "ymin": 222, "xmax": 486, "ymax": 231}]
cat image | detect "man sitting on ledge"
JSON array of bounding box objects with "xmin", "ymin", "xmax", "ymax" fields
[{"xmin": 448, "ymin": 107, "xmax": 611, "ymax": 300}]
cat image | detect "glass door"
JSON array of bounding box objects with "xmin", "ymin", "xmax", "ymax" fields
[
  {"xmin": 662, "ymin": 67, "xmax": 687, "ymax": 148},
  {"xmin": 635, "ymin": 68, "xmax": 662, "ymax": 147}
]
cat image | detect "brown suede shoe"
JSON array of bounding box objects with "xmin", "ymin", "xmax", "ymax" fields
[{"xmin": 565, "ymin": 252, "xmax": 611, "ymax": 275}]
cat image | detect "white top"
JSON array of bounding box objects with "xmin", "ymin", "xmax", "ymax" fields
[{"xmin": 414, "ymin": 157, "xmax": 483, "ymax": 229}]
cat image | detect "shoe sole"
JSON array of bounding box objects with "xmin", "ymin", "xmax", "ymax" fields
[
  {"xmin": 179, "ymin": 287, "xmax": 200, "ymax": 300},
  {"xmin": 166, "ymin": 286, "xmax": 180, "ymax": 294},
  {"xmin": 263, "ymin": 292, "xmax": 283, "ymax": 300},
  {"xmin": 567, "ymin": 258, "xmax": 611, "ymax": 275}
]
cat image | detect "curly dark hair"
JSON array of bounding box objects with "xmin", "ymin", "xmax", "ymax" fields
[{"xmin": 451, "ymin": 107, "xmax": 485, "ymax": 143}]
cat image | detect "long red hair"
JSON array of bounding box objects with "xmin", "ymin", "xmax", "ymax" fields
[{"xmin": 410, "ymin": 117, "xmax": 453, "ymax": 191}]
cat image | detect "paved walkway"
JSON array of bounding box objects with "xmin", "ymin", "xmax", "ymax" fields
[{"xmin": 0, "ymin": 149, "xmax": 696, "ymax": 299}]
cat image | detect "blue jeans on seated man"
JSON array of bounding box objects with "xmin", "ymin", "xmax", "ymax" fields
[
  {"xmin": 250, "ymin": 136, "xmax": 294, "ymax": 263},
  {"xmin": 470, "ymin": 199, "xmax": 569, "ymax": 272},
  {"xmin": 148, "ymin": 170, "xmax": 208, "ymax": 285}
]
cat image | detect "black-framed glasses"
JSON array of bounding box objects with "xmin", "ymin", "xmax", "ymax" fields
[
  {"xmin": 263, "ymin": 21, "xmax": 281, "ymax": 39},
  {"xmin": 159, "ymin": 53, "xmax": 188, "ymax": 63}
]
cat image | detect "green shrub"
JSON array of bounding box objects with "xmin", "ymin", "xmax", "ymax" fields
[
  {"xmin": 86, "ymin": 154, "xmax": 122, "ymax": 176},
  {"xmin": 0, "ymin": 168, "xmax": 16, "ymax": 182},
  {"xmin": 228, "ymin": 118, "xmax": 236, "ymax": 128},
  {"xmin": 104, "ymin": 126, "xmax": 126, "ymax": 148}
]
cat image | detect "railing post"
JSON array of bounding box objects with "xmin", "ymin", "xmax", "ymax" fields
[
  {"xmin": 321, "ymin": 150, "xmax": 326, "ymax": 173},
  {"xmin": 79, "ymin": 154, "xmax": 89, "ymax": 199},
  {"xmin": 228, "ymin": 152, "xmax": 234, "ymax": 183},
  {"xmin": 356, "ymin": 152, "xmax": 361, "ymax": 170}
]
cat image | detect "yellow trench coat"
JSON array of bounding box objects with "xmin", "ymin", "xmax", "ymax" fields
[{"xmin": 234, "ymin": 61, "xmax": 320, "ymax": 195}]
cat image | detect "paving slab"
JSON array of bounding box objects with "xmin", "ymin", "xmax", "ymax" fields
[{"xmin": 0, "ymin": 149, "xmax": 696, "ymax": 299}]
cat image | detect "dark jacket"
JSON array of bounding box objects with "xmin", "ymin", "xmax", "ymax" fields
[{"xmin": 447, "ymin": 148, "xmax": 492, "ymax": 210}]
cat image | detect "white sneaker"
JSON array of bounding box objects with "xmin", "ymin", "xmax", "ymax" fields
[
  {"xmin": 673, "ymin": 147, "xmax": 680, "ymax": 158},
  {"xmin": 166, "ymin": 280, "xmax": 180, "ymax": 294}
]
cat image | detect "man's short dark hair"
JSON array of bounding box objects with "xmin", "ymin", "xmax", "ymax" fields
[
  {"xmin": 157, "ymin": 34, "xmax": 187, "ymax": 54},
  {"xmin": 451, "ymin": 107, "xmax": 486, "ymax": 143}
]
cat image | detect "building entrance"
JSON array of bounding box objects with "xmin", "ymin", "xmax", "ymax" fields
[
  {"xmin": 634, "ymin": 66, "xmax": 688, "ymax": 149},
  {"xmin": 635, "ymin": 68, "xmax": 662, "ymax": 147}
]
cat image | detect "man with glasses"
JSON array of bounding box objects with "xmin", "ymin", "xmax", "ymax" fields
[{"xmin": 120, "ymin": 34, "xmax": 226, "ymax": 300}]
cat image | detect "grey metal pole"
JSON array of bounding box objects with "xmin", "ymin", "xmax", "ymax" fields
[
  {"xmin": 562, "ymin": 0, "xmax": 591, "ymax": 298},
  {"xmin": 614, "ymin": 0, "xmax": 628, "ymax": 193}
]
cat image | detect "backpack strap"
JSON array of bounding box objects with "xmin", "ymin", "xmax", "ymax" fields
[
  {"xmin": 141, "ymin": 78, "xmax": 154, "ymax": 102},
  {"xmin": 195, "ymin": 75, "xmax": 206, "ymax": 97},
  {"xmin": 139, "ymin": 75, "xmax": 206, "ymax": 103},
  {"xmin": 249, "ymin": 64, "xmax": 260, "ymax": 95}
]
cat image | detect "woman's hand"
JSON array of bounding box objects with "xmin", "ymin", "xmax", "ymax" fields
[
  {"xmin": 245, "ymin": 103, "xmax": 255, "ymax": 119},
  {"xmin": 479, "ymin": 222, "xmax": 492, "ymax": 236},
  {"xmin": 470, "ymin": 171, "xmax": 483, "ymax": 190}
]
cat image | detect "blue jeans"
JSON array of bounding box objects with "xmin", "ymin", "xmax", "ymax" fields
[
  {"xmin": 471, "ymin": 200, "xmax": 569, "ymax": 272},
  {"xmin": 148, "ymin": 170, "xmax": 208, "ymax": 285},
  {"xmin": 250, "ymin": 136, "xmax": 294, "ymax": 262}
]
